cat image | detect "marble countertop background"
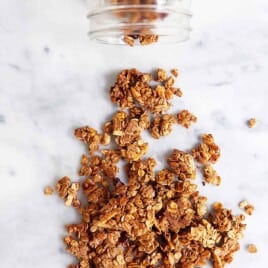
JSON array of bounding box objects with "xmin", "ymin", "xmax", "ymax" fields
[{"xmin": 0, "ymin": 0, "xmax": 268, "ymax": 267}]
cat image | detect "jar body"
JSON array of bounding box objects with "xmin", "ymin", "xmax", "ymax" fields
[{"xmin": 87, "ymin": 0, "xmax": 192, "ymax": 45}]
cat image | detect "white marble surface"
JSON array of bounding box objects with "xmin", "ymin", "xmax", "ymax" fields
[{"xmin": 1, "ymin": 0, "xmax": 268, "ymax": 267}]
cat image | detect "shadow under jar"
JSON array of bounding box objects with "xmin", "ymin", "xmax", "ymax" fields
[{"xmin": 87, "ymin": 0, "xmax": 192, "ymax": 46}]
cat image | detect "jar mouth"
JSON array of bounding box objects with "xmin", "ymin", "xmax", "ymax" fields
[{"xmin": 88, "ymin": 5, "xmax": 192, "ymax": 45}]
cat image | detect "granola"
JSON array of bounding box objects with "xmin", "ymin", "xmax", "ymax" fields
[
  {"xmin": 44, "ymin": 186, "xmax": 54, "ymax": 195},
  {"xmin": 55, "ymin": 177, "xmax": 80, "ymax": 208},
  {"xmin": 177, "ymin": 109, "xmax": 197, "ymax": 128},
  {"xmin": 203, "ymin": 164, "xmax": 222, "ymax": 186},
  {"xmin": 167, "ymin": 149, "xmax": 196, "ymax": 180},
  {"xmin": 171, "ymin": 68, "xmax": 179, "ymax": 77},
  {"xmin": 192, "ymin": 134, "xmax": 221, "ymax": 164},
  {"xmin": 110, "ymin": 68, "xmax": 181, "ymax": 114},
  {"xmin": 247, "ymin": 118, "xmax": 257, "ymax": 128},
  {"xmin": 52, "ymin": 69, "xmax": 249, "ymax": 268},
  {"xmin": 247, "ymin": 244, "xmax": 257, "ymax": 254},
  {"xmin": 107, "ymin": 1, "xmax": 160, "ymax": 46},
  {"xmin": 239, "ymin": 200, "xmax": 255, "ymax": 216},
  {"xmin": 149, "ymin": 114, "xmax": 176, "ymax": 139}
]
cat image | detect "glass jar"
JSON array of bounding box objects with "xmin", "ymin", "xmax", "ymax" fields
[{"xmin": 87, "ymin": 0, "xmax": 192, "ymax": 45}]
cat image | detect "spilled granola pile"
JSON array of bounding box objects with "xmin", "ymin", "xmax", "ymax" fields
[{"xmin": 53, "ymin": 69, "xmax": 248, "ymax": 268}]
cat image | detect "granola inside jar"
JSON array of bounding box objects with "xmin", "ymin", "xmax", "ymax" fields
[{"xmin": 87, "ymin": 0, "xmax": 192, "ymax": 46}]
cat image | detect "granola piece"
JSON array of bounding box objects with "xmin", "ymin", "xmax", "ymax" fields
[
  {"xmin": 74, "ymin": 127, "xmax": 101, "ymax": 155},
  {"xmin": 127, "ymin": 158, "xmax": 156, "ymax": 184},
  {"xmin": 247, "ymin": 118, "xmax": 257, "ymax": 128},
  {"xmin": 247, "ymin": 244, "xmax": 257, "ymax": 253},
  {"xmin": 239, "ymin": 200, "xmax": 255, "ymax": 215},
  {"xmin": 123, "ymin": 35, "xmax": 135, "ymax": 46},
  {"xmin": 65, "ymin": 182, "xmax": 80, "ymax": 207},
  {"xmin": 192, "ymin": 134, "xmax": 221, "ymax": 164},
  {"xmin": 56, "ymin": 177, "xmax": 80, "ymax": 208},
  {"xmin": 102, "ymin": 159, "xmax": 119, "ymax": 179},
  {"xmin": 139, "ymin": 34, "xmax": 159, "ymax": 45},
  {"xmin": 150, "ymin": 85, "xmax": 171, "ymax": 113},
  {"xmin": 115, "ymin": 119, "xmax": 142, "ymax": 148},
  {"xmin": 121, "ymin": 138, "xmax": 148, "ymax": 162},
  {"xmin": 129, "ymin": 107, "xmax": 150, "ymax": 129},
  {"xmin": 112, "ymin": 110, "xmax": 128, "ymax": 136},
  {"xmin": 171, "ymin": 68, "xmax": 179, "ymax": 77},
  {"xmin": 156, "ymin": 68, "xmax": 167, "ymax": 82},
  {"xmin": 102, "ymin": 121, "xmax": 113, "ymax": 134},
  {"xmin": 210, "ymin": 203, "xmax": 246, "ymax": 235},
  {"xmin": 131, "ymin": 82, "xmax": 171, "ymax": 114},
  {"xmin": 100, "ymin": 132, "xmax": 111, "ymax": 145},
  {"xmin": 150, "ymin": 114, "xmax": 176, "ymax": 139},
  {"xmin": 177, "ymin": 110, "xmax": 197, "ymax": 128},
  {"xmin": 156, "ymin": 169, "xmax": 175, "ymax": 186},
  {"xmin": 167, "ymin": 149, "xmax": 196, "ymax": 180},
  {"xmin": 164, "ymin": 76, "xmax": 175, "ymax": 89},
  {"xmin": 212, "ymin": 251, "xmax": 223, "ymax": 268},
  {"xmin": 174, "ymin": 88, "xmax": 183, "ymax": 97},
  {"xmin": 203, "ymin": 164, "xmax": 222, "ymax": 186},
  {"xmin": 101, "ymin": 149, "xmax": 121, "ymax": 163},
  {"xmin": 190, "ymin": 220, "xmax": 221, "ymax": 248},
  {"xmin": 195, "ymin": 196, "xmax": 208, "ymax": 217},
  {"xmin": 55, "ymin": 176, "xmax": 71, "ymax": 199},
  {"xmin": 44, "ymin": 186, "xmax": 54, "ymax": 195},
  {"xmin": 110, "ymin": 69, "xmax": 140, "ymax": 108}
]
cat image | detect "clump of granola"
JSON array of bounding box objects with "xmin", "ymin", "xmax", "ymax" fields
[
  {"xmin": 74, "ymin": 127, "xmax": 101, "ymax": 155},
  {"xmin": 177, "ymin": 109, "xmax": 197, "ymax": 128},
  {"xmin": 139, "ymin": 34, "xmax": 159, "ymax": 46},
  {"xmin": 53, "ymin": 69, "xmax": 249, "ymax": 268},
  {"xmin": 239, "ymin": 200, "xmax": 255, "ymax": 216},
  {"xmin": 192, "ymin": 134, "xmax": 221, "ymax": 164},
  {"xmin": 55, "ymin": 177, "xmax": 80, "ymax": 208},
  {"xmin": 108, "ymin": 1, "xmax": 160, "ymax": 46},
  {"xmin": 110, "ymin": 68, "xmax": 181, "ymax": 114},
  {"xmin": 106, "ymin": 0, "xmax": 161, "ymax": 46},
  {"xmin": 167, "ymin": 149, "xmax": 196, "ymax": 180},
  {"xmin": 150, "ymin": 114, "xmax": 176, "ymax": 139},
  {"xmin": 203, "ymin": 164, "xmax": 222, "ymax": 186},
  {"xmin": 171, "ymin": 68, "xmax": 179, "ymax": 77}
]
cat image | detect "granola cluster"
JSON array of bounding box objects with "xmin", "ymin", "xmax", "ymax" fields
[
  {"xmin": 110, "ymin": 69, "xmax": 180, "ymax": 114},
  {"xmin": 177, "ymin": 110, "xmax": 197, "ymax": 129},
  {"xmin": 203, "ymin": 165, "xmax": 221, "ymax": 186},
  {"xmin": 52, "ymin": 69, "xmax": 251, "ymax": 268},
  {"xmin": 192, "ymin": 134, "xmax": 221, "ymax": 164},
  {"xmin": 56, "ymin": 177, "xmax": 81, "ymax": 208},
  {"xmin": 109, "ymin": 0, "xmax": 160, "ymax": 46},
  {"xmin": 239, "ymin": 200, "xmax": 255, "ymax": 216}
]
